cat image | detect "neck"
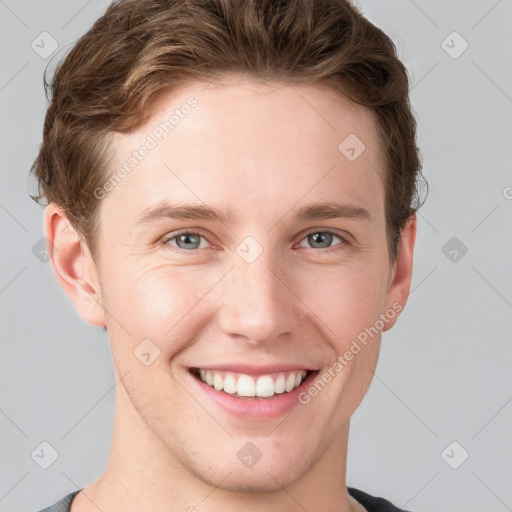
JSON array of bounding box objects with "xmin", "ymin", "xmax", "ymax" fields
[{"xmin": 72, "ymin": 382, "xmax": 358, "ymax": 512}]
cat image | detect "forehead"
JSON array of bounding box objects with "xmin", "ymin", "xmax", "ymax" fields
[{"xmin": 104, "ymin": 77, "xmax": 385, "ymax": 228}]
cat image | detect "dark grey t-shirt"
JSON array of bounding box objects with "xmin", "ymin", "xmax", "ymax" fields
[{"xmin": 36, "ymin": 487, "xmax": 413, "ymax": 511}]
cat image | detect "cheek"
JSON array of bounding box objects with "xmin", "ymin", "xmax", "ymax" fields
[
  {"xmin": 102, "ymin": 262, "xmax": 216, "ymax": 349},
  {"xmin": 297, "ymin": 259, "xmax": 389, "ymax": 349}
]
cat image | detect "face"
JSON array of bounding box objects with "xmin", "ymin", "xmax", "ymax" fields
[{"xmin": 53, "ymin": 76, "xmax": 414, "ymax": 493}]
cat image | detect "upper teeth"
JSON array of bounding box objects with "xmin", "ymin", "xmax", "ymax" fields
[{"xmin": 197, "ymin": 369, "xmax": 308, "ymax": 397}]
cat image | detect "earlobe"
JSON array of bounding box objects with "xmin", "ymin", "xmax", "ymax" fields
[
  {"xmin": 382, "ymin": 215, "xmax": 417, "ymax": 332},
  {"xmin": 44, "ymin": 203, "xmax": 106, "ymax": 327}
]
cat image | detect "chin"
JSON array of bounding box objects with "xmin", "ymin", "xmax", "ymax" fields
[
  {"xmin": 205, "ymin": 464, "xmax": 307, "ymax": 494},
  {"xmin": 184, "ymin": 443, "xmax": 313, "ymax": 494}
]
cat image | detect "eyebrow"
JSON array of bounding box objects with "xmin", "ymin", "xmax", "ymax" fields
[{"xmin": 135, "ymin": 201, "xmax": 371, "ymax": 226}]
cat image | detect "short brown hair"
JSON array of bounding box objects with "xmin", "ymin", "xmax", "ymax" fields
[{"xmin": 30, "ymin": 0, "xmax": 427, "ymax": 263}]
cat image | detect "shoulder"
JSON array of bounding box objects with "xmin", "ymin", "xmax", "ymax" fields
[
  {"xmin": 35, "ymin": 490, "xmax": 81, "ymax": 512},
  {"xmin": 348, "ymin": 486, "xmax": 414, "ymax": 512}
]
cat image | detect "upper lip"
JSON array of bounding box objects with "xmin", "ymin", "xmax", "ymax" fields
[{"xmin": 189, "ymin": 364, "xmax": 318, "ymax": 376}]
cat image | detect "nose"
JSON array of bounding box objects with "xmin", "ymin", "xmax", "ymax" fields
[{"xmin": 216, "ymin": 249, "xmax": 299, "ymax": 345}]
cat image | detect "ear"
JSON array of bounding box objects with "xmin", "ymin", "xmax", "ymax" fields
[
  {"xmin": 44, "ymin": 203, "xmax": 106, "ymax": 327},
  {"xmin": 382, "ymin": 214, "xmax": 417, "ymax": 332}
]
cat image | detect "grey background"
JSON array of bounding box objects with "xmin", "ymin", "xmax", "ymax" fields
[{"xmin": 1, "ymin": 1, "xmax": 511, "ymax": 511}]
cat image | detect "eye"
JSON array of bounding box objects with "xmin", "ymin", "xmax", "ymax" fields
[
  {"xmin": 162, "ymin": 231, "xmax": 209, "ymax": 252},
  {"xmin": 298, "ymin": 230, "xmax": 347, "ymax": 251},
  {"xmin": 161, "ymin": 229, "xmax": 349, "ymax": 254}
]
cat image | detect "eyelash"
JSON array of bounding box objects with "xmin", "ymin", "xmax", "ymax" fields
[{"xmin": 160, "ymin": 229, "xmax": 350, "ymax": 255}]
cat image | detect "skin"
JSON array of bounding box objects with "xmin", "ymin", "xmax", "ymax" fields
[{"xmin": 46, "ymin": 75, "xmax": 416, "ymax": 512}]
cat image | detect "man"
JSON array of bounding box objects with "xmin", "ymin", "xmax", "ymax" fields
[{"xmin": 32, "ymin": 0, "xmax": 425, "ymax": 510}]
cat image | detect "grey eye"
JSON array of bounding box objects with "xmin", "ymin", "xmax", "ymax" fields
[
  {"xmin": 167, "ymin": 232, "xmax": 206, "ymax": 251},
  {"xmin": 300, "ymin": 231, "xmax": 342, "ymax": 249}
]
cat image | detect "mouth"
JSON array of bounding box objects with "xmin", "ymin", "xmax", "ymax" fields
[
  {"xmin": 189, "ymin": 367, "xmax": 317, "ymax": 400},
  {"xmin": 186, "ymin": 365, "xmax": 321, "ymax": 419}
]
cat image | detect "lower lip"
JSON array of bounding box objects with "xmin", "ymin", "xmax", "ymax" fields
[{"xmin": 187, "ymin": 369, "xmax": 320, "ymax": 420}]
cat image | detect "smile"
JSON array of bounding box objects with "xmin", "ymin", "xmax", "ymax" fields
[{"xmin": 190, "ymin": 368, "xmax": 311, "ymax": 398}]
